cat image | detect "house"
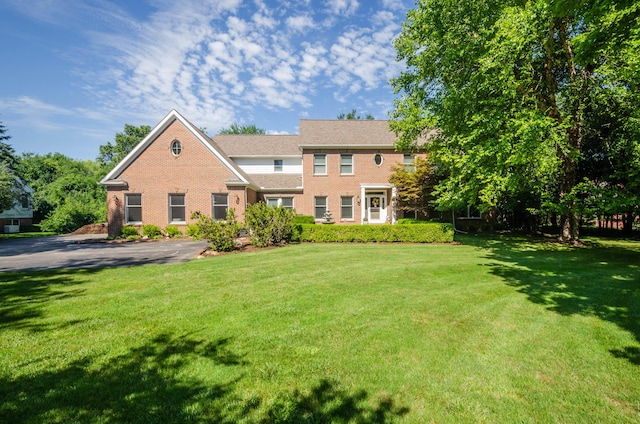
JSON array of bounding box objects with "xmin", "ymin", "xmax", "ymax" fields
[
  {"xmin": 100, "ymin": 109, "xmax": 424, "ymax": 238},
  {"xmin": 0, "ymin": 178, "xmax": 34, "ymax": 233}
]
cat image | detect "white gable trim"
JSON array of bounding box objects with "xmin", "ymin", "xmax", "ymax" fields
[{"xmin": 100, "ymin": 110, "xmax": 249, "ymax": 185}]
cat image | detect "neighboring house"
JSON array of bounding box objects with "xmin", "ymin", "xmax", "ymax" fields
[
  {"xmin": 99, "ymin": 109, "xmax": 427, "ymax": 238},
  {"xmin": 0, "ymin": 179, "xmax": 33, "ymax": 233}
]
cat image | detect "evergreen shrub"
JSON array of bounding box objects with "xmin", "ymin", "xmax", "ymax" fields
[{"xmin": 291, "ymin": 223, "xmax": 454, "ymax": 243}]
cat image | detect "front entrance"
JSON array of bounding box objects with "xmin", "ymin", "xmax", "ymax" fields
[{"xmin": 365, "ymin": 193, "xmax": 387, "ymax": 224}]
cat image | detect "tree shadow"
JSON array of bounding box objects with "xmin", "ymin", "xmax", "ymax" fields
[
  {"xmin": 461, "ymin": 235, "xmax": 640, "ymax": 365},
  {"xmin": 0, "ymin": 269, "xmax": 99, "ymax": 332},
  {"xmin": 0, "ymin": 333, "xmax": 246, "ymax": 423},
  {"xmin": 258, "ymin": 378, "xmax": 410, "ymax": 423}
]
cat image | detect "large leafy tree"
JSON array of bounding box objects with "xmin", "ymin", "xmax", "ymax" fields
[
  {"xmin": 97, "ymin": 124, "xmax": 151, "ymax": 169},
  {"xmin": 218, "ymin": 123, "xmax": 266, "ymax": 134},
  {"xmin": 0, "ymin": 121, "xmax": 18, "ymax": 212},
  {"xmin": 389, "ymin": 156, "xmax": 440, "ymax": 218},
  {"xmin": 337, "ymin": 109, "xmax": 375, "ymax": 120},
  {"xmin": 390, "ymin": 0, "xmax": 640, "ymax": 242}
]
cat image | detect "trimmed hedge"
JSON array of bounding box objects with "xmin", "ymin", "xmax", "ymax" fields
[
  {"xmin": 292, "ymin": 215, "xmax": 315, "ymax": 225},
  {"xmin": 292, "ymin": 223, "xmax": 454, "ymax": 243},
  {"xmin": 397, "ymin": 218, "xmax": 434, "ymax": 225}
]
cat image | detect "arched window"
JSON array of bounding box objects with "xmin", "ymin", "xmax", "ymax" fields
[{"xmin": 171, "ymin": 140, "xmax": 182, "ymax": 156}]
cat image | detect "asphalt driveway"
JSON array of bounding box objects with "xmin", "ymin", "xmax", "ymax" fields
[{"xmin": 0, "ymin": 235, "xmax": 209, "ymax": 272}]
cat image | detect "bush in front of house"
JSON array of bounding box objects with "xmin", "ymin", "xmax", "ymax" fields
[
  {"xmin": 120, "ymin": 225, "xmax": 140, "ymax": 239},
  {"xmin": 189, "ymin": 209, "xmax": 240, "ymax": 252},
  {"xmin": 397, "ymin": 218, "xmax": 434, "ymax": 224},
  {"xmin": 245, "ymin": 202, "xmax": 296, "ymax": 247},
  {"xmin": 291, "ymin": 222, "xmax": 454, "ymax": 243},
  {"xmin": 164, "ymin": 224, "xmax": 182, "ymax": 238},
  {"xmin": 291, "ymin": 215, "xmax": 315, "ymax": 225},
  {"xmin": 142, "ymin": 224, "xmax": 163, "ymax": 239}
]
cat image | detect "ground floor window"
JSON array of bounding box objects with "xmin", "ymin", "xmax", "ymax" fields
[
  {"xmin": 212, "ymin": 193, "xmax": 228, "ymax": 220},
  {"xmin": 267, "ymin": 197, "xmax": 294, "ymax": 211},
  {"xmin": 314, "ymin": 196, "xmax": 327, "ymax": 219},
  {"xmin": 169, "ymin": 194, "xmax": 186, "ymax": 223},
  {"xmin": 341, "ymin": 196, "xmax": 353, "ymax": 220},
  {"xmin": 458, "ymin": 205, "xmax": 482, "ymax": 219},
  {"xmin": 125, "ymin": 194, "xmax": 142, "ymax": 224}
]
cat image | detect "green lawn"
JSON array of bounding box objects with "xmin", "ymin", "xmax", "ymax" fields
[{"xmin": 1, "ymin": 236, "xmax": 639, "ymax": 423}]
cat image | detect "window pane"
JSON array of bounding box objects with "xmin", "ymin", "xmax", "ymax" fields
[
  {"xmin": 126, "ymin": 194, "xmax": 142, "ymax": 223},
  {"xmin": 127, "ymin": 207, "xmax": 142, "ymax": 223},
  {"xmin": 340, "ymin": 154, "xmax": 352, "ymax": 174},
  {"xmin": 274, "ymin": 159, "xmax": 283, "ymax": 172},
  {"xmin": 126, "ymin": 194, "xmax": 142, "ymax": 206},
  {"xmin": 281, "ymin": 197, "xmax": 294, "ymax": 209},
  {"xmin": 403, "ymin": 154, "xmax": 414, "ymax": 171},
  {"xmin": 267, "ymin": 198, "xmax": 279, "ymax": 207},
  {"xmin": 212, "ymin": 194, "xmax": 228, "ymax": 220},
  {"xmin": 170, "ymin": 194, "xmax": 185, "ymax": 222},
  {"xmin": 314, "ymin": 196, "xmax": 326, "ymax": 219},
  {"xmin": 341, "ymin": 196, "xmax": 353, "ymax": 219},
  {"xmin": 313, "ymin": 154, "xmax": 326, "ymax": 174},
  {"xmin": 170, "ymin": 194, "xmax": 185, "ymax": 206}
]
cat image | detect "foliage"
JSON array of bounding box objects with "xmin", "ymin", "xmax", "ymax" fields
[
  {"xmin": 142, "ymin": 224, "xmax": 163, "ymax": 239},
  {"xmin": 292, "ymin": 223, "xmax": 454, "ymax": 243},
  {"xmin": 164, "ymin": 225, "xmax": 182, "ymax": 238},
  {"xmin": 291, "ymin": 215, "xmax": 315, "ymax": 225},
  {"xmin": 389, "ymin": 156, "xmax": 440, "ymax": 218},
  {"xmin": 397, "ymin": 218, "xmax": 434, "ymax": 224},
  {"xmin": 245, "ymin": 202, "xmax": 296, "ymax": 247},
  {"xmin": 120, "ymin": 225, "xmax": 140, "ymax": 239},
  {"xmin": 337, "ymin": 108, "xmax": 375, "ymax": 120},
  {"xmin": 0, "ymin": 120, "xmax": 18, "ymax": 171},
  {"xmin": 390, "ymin": 0, "xmax": 640, "ymax": 242},
  {"xmin": 39, "ymin": 196, "xmax": 104, "ymax": 234},
  {"xmin": 97, "ymin": 124, "xmax": 151, "ymax": 169},
  {"xmin": 189, "ymin": 209, "xmax": 240, "ymax": 252},
  {"xmin": 218, "ymin": 123, "xmax": 266, "ymax": 134},
  {"xmin": 0, "ymin": 165, "xmax": 18, "ymax": 212}
]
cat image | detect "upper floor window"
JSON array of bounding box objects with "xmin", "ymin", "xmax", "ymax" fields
[
  {"xmin": 374, "ymin": 153, "xmax": 383, "ymax": 166},
  {"xmin": 171, "ymin": 140, "xmax": 182, "ymax": 156},
  {"xmin": 274, "ymin": 159, "xmax": 283, "ymax": 172},
  {"xmin": 340, "ymin": 154, "xmax": 353, "ymax": 175},
  {"xmin": 212, "ymin": 193, "xmax": 228, "ymax": 220},
  {"xmin": 313, "ymin": 154, "xmax": 326, "ymax": 175},
  {"xmin": 403, "ymin": 154, "xmax": 415, "ymax": 171},
  {"xmin": 169, "ymin": 194, "xmax": 186, "ymax": 223},
  {"xmin": 125, "ymin": 194, "xmax": 142, "ymax": 224},
  {"xmin": 20, "ymin": 194, "xmax": 30, "ymax": 209}
]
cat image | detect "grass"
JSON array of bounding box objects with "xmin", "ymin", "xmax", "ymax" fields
[{"xmin": 1, "ymin": 235, "xmax": 639, "ymax": 423}]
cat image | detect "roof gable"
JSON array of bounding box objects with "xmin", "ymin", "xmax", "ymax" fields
[{"xmin": 100, "ymin": 110, "xmax": 249, "ymax": 185}]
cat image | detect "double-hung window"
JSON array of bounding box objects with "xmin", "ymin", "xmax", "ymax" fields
[
  {"xmin": 274, "ymin": 159, "xmax": 283, "ymax": 172},
  {"xmin": 212, "ymin": 193, "xmax": 228, "ymax": 220},
  {"xmin": 267, "ymin": 197, "xmax": 294, "ymax": 211},
  {"xmin": 314, "ymin": 196, "xmax": 327, "ymax": 220},
  {"xmin": 169, "ymin": 194, "xmax": 186, "ymax": 223},
  {"xmin": 403, "ymin": 154, "xmax": 415, "ymax": 171},
  {"xmin": 341, "ymin": 196, "xmax": 353, "ymax": 220},
  {"xmin": 125, "ymin": 194, "xmax": 142, "ymax": 224},
  {"xmin": 340, "ymin": 154, "xmax": 353, "ymax": 174},
  {"xmin": 313, "ymin": 154, "xmax": 326, "ymax": 175}
]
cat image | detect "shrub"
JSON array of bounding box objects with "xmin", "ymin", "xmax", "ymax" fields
[
  {"xmin": 245, "ymin": 202, "xmax": 296, "ymax": 247},
  {"xmin": 142, "ymin": 224, "xmax": 163, "ymax": 239},
  {"xmin": 291, "ymin": 215, "xmax": 315, "ymax": 225},
  {"xmin": 39, "ymin": 196, "xmax": 103, "ymax": 234},
  {"xmin": 120, "ymin": 225, "xmax": 140, "ymax": 239},
  {"xmin": 189, "ymin": 209, "xmax": 240, "ymax": 252},
  {"xmin": 165, "ymin": 224, "xmax": 182, "ymax": 238},
  {"xmin": 397, "ymin": 218, "xmax": 432, "ymax": 225},
  {"xmin": 291, "ymin": 223, "xmax": 454, "ymax": 243}
]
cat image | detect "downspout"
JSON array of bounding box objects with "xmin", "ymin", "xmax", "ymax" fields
[{"xmin": 452, "ymin": 210, "xmax": 467, "ymax": 234}]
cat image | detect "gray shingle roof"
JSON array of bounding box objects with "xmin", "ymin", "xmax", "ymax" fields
[
  {"xmin": 249, "ymin": 174, "xmax": 303, "ymax": 190},
  {"xmin": 213, "ymin": 134, "xmax": 301, "ymax": 156}
]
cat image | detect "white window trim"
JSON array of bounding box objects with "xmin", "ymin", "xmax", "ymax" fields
[
  {"xmin": 313, "ymin": 154, "xmax": 327, "ymax": 175},
  {"xmin": 125, "ymin": 194, "xmax": 142, "ymax": 224},
  {"xmin": 212, "ymin": 193, "xmax": 229, "ymax": 220},
  {"xmin": 314, "ymin": 196, "xmax": 327, "ymax": 220},
  {"xmin": 340, "ymin": 154, "xmax": 354, "ymax": 175},
  {"xmin": 169, "ymin": 194, "xmax": 186, "ymax": 223},
  {"xmin": 340, "ymin": 196, "xmax": 354, "ymax": 221}
]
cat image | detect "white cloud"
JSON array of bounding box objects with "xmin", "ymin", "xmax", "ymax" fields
[
  {"xmin": 327, "ymin": 0, "xmax": 359, "ymax": 16},
  {"xmin": 286, "ymin": 15, "xmax": 314, "ymax": 33}
]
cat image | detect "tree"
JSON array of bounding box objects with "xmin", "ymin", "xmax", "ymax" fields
[
  {"xmin": 97, "ymin": 124, "xmax": 151, "ymax": 169},
  {"xmin": 0, "ymin": 120, "xmax": 18, "ymax": 171},
  {"xmin": 389, "ymin": 156, "xmax": 440, "ymax": 219},
  {"xmin": 218, "ymin": 123, "xmax": 266, "ymax": 134},
  {"xmin": 0, "ymin": 121, "xmax": 18, "ymax": 212},
  {"xmin": 390, "ymin": 0, "xmax": 640, "ymax": 243},
  {"xmin": 337, "ymin": 109, "xmax": 375, "ymax": 120}
]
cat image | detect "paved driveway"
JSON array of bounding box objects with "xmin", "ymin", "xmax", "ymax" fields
[{"xmin": 0, "ymin": 235, "xmax": 209, "ymax": 272}]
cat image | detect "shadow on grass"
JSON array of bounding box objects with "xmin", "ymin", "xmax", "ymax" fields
[
  {"xmin": 0, "ymin": 269, "xmax": 100, "ymax": 332},
  {"xmin": 460, "ymin": 235, "xmax": 640, "ymax": 365},
  {"xmin": 1, "ymin": 332, "xmax": 409, "ymax": 423}
]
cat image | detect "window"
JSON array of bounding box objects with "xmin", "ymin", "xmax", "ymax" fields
[
  {"xmin": 340, "ymin": 154, "xmax": 353, "ymax": 174},
  {"xmin": 169, "ymin": 194, "xmax": 186, "ymax": 223},
  {"xmin": 171, "ymin": 140, "xmax": 182, "ymax": 156},
  {"xmin": 274, "ymin": 159, "xmax": 283, "ymax": 172},
  {"xmin": 212, "ymin": 193, "xmax": 228, "ymax": 220},
  {"xmin": 403, "ymin": 154, "xmax": 415, "ymax": 171},
  {"xmin": 374, "ymin": 153, "xmax": 383, "ymax": 166},
  {"xmin": 125, "ymin": 194, "xmax": 142, "ymax": 224},
  {"xmin": 458, "ymin": 205, "xmax": 482, "ymax": 219},
  {"xmin": 341, "ymin": 196, "xmax": 353, "ymax": 220},
  {"xmin": 267, "ymin": 197, "xmax": 294, "ymax": 211},
  {"xmin": 20, "ymin": 194, "xmax": 30, "ymax": 209},
  {"xmin": 314, "ymin": 196, "xmax": 327, "ymax": 219},
  {"xmin": 313, "ymin": 154, "xmax": 326, "ymax": 175}
]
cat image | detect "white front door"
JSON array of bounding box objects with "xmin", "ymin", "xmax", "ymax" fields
[{"xmin": 366, "ymin": 194, "xmax": 386, "ymax": 224}]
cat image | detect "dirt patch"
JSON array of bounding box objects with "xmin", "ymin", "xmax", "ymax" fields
[{"xmin": 71, "ymin": 223, "xmax": 108, "ymax": 235}]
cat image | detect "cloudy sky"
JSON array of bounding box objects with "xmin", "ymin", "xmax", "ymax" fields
[{"xmin": 0, "ymin": 0, "xmax": 413, "ymax": 160}]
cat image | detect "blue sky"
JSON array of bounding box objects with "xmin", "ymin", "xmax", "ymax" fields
[{"xmin": 0, "ymin": 0, "xmax": 413, "ymax": 160}]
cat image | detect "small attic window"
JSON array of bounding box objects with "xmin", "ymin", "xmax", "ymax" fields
[
  {"xmin": 171, "ymin": 140, "xmax": 182, "ymax": 156},
  {"xmin": 374, "ymin": 153, "xmax": 383, "ymax": 166}
]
